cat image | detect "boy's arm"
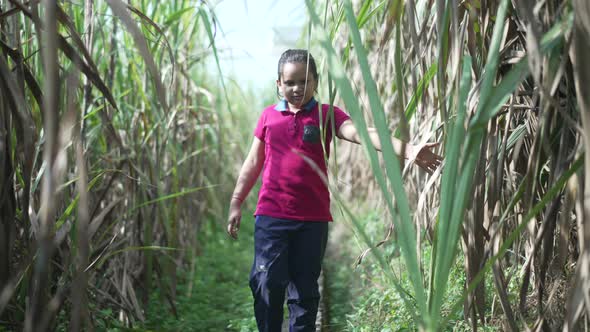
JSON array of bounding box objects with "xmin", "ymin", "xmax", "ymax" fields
[
  {"xmin": 227, "ymin": 137, "xmax": 265, "ymax": 239},
  {"xmin": 337, "ymin": 119, "xmax": 442, "ymax": 174},
  {"xmin": 337, "ymin": 119, "xmax": 406, "ymax": 154}
]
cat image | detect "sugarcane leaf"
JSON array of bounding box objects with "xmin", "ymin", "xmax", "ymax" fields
[{"xmin": 343, "ymin": 0, "xmax": 427, "ymax": 316}]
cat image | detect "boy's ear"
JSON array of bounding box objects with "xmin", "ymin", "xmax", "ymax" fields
[{"xmin": 276, "ymin": 79, "xmax": 281, "ymax": 87}]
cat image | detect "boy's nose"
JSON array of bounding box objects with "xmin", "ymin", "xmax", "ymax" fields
[{"xmin": 293, "ymin": 84, "xmax": 305, "ymax": 92}]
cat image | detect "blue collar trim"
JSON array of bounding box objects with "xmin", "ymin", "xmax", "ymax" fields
[{"xmin": 274, "ymin": 97, "xmax": 317, "ymax": 112}]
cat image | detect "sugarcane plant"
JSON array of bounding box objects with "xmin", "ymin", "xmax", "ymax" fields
[
  {"xmin": 306, "ymin": 0, "xmax": 590, "ymax": 330},
  {"xmin": 0, "ymin": 0, "xmax": 244, "ymax": 330}
]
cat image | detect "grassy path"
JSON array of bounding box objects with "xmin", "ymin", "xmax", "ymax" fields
[
  {"xmin": 136, "ymin": 213, "xmax": 332, "ymax": 332},
  {"xmin": 133, "ymin": 211, "xmax": 415, "ymax": 332},
  {"xmin": 140, "ymin": 216, "xmax": 257, "ymax": 331}
]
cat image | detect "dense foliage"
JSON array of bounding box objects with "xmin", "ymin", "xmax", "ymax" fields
[
  {"xmin": 1, "ymin": 0, "xmax": 589, "ymax": 331},
  {"xmin": 309, "ymin": 0, "xmax": 590, "ymax": 330},
  {"xmin": 0, "ymin": 0, "xmax": 254, "ymax": 330}
]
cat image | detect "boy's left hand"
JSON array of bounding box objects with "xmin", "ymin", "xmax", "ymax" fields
[{"xmin": 407, "ymin": 142, "xmax": 443, "ymax": 174}]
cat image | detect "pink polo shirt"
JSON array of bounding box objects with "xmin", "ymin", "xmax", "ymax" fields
[{"xmin": 253, "ymin": 99, "xmax": 350, "ymax": 222}]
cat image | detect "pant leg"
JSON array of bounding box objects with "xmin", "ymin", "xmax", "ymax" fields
[
  {"xmin": 249, "ymin": 215, "xmax": 291, "ymax": 332},
  {"xmin": 286, "ymin": 221, "xmax": 329, "ymax": 332}
]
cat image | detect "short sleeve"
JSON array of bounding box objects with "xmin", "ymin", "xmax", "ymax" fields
[
  {"xmin": 321, "ymin": 104, "xmax": 350, "ymax": 132},
  {"xmin": 253, "ymin": 109, "xmax": 267, "ymax": 141},
  {"xmin": 333, "ymin": 106, "xmax": 350, "ymax": 130}
]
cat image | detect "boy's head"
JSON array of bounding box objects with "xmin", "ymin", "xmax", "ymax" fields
[{"xmin": 276, "ymin": 49, "xmax": 318, "ymax": 107}]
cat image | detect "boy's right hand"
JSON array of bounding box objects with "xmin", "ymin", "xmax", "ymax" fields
[{"xmin": 227, "ymin": 199, "xmax": 242, "ymax": 240}]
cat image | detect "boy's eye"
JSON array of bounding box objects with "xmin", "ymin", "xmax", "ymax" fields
[{"xmin": 284, "ymin": 80, "xmax": 310, "ymax": 87}]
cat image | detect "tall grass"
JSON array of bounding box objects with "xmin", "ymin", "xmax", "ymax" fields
[
  {"xmin": 307, "ymin": 0, "xmax": 589, "ymax": 330},
  {"xmin": 0, "ymin": 0, "xmax": 248, "ymax": 329},
  {"xmin": 1, "ymin": 0, "xmax": 589, "ymax": 330}
]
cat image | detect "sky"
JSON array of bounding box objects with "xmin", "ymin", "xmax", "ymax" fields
[{"xmin": 210, "ymin": 0, "xmax": 307, "ymax": 93}]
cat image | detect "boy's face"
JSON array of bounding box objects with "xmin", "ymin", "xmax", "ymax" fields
[{"xmin": 277, "ymin": 62, "xmax": 317, "ymax": 109}]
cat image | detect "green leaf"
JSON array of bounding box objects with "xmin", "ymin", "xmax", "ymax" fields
[
  {"xmin": 96, "ymin": 246, "xmax": 181, "ymax": 268},
  {"xmin": 404, "ymin": 63, "xmax": 437, "ymax": 122},
  {"xmin": 164, "ymin": 7, "xmax": 194, "ymax": 26},
  {"xmin": 472, "ymin": 0, "xmax": 510, "ymax": 125},
  {"xmin": 429, "ymin": 56, "xmax": 472, "ymax": 328},
  {"xmin": 343, "ymin": 0, "xmax": 426, "ymax": 318},
  {"xmin": 471, "ymin": 59, "xmax": 529, "ymax": 127}
]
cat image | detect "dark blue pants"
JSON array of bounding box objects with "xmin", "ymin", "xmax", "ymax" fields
[{"xmin": 249, "ymin": 215, "xmax": 329, "ymax": 332}]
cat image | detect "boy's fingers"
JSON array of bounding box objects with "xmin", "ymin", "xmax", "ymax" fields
[
  {"xmin": 226, "ymin": 223, "xmax": 233, "ymax": 237},
  {"xmin": 425, "ymin": 142, "xmax": 441, "ymax": 148},
  {"xmin": 227, "ymin": 218, "xmax": 240, "ymax": 239},
  {"xmin": 228, "ymin": 228, "xmax": 238, "ymax": 239}
]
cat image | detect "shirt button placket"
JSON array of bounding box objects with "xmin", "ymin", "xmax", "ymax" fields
[{"xmin": 291, "ymin": 113, "xmax": 298, "ymax": 137}]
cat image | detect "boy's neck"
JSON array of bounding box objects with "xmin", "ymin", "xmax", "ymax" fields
[
  {"xmin": 288, "ymin": 104, "xmax": 303, "ymax": 113},
  {"xmin": 286, "ymin": 97, "xmax": 316, "ymax": 113}
]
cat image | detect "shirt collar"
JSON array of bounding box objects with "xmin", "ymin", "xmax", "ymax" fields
[{"xmin": 274, "ymin": 97, "xmax": 318, "ymax": 112}]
